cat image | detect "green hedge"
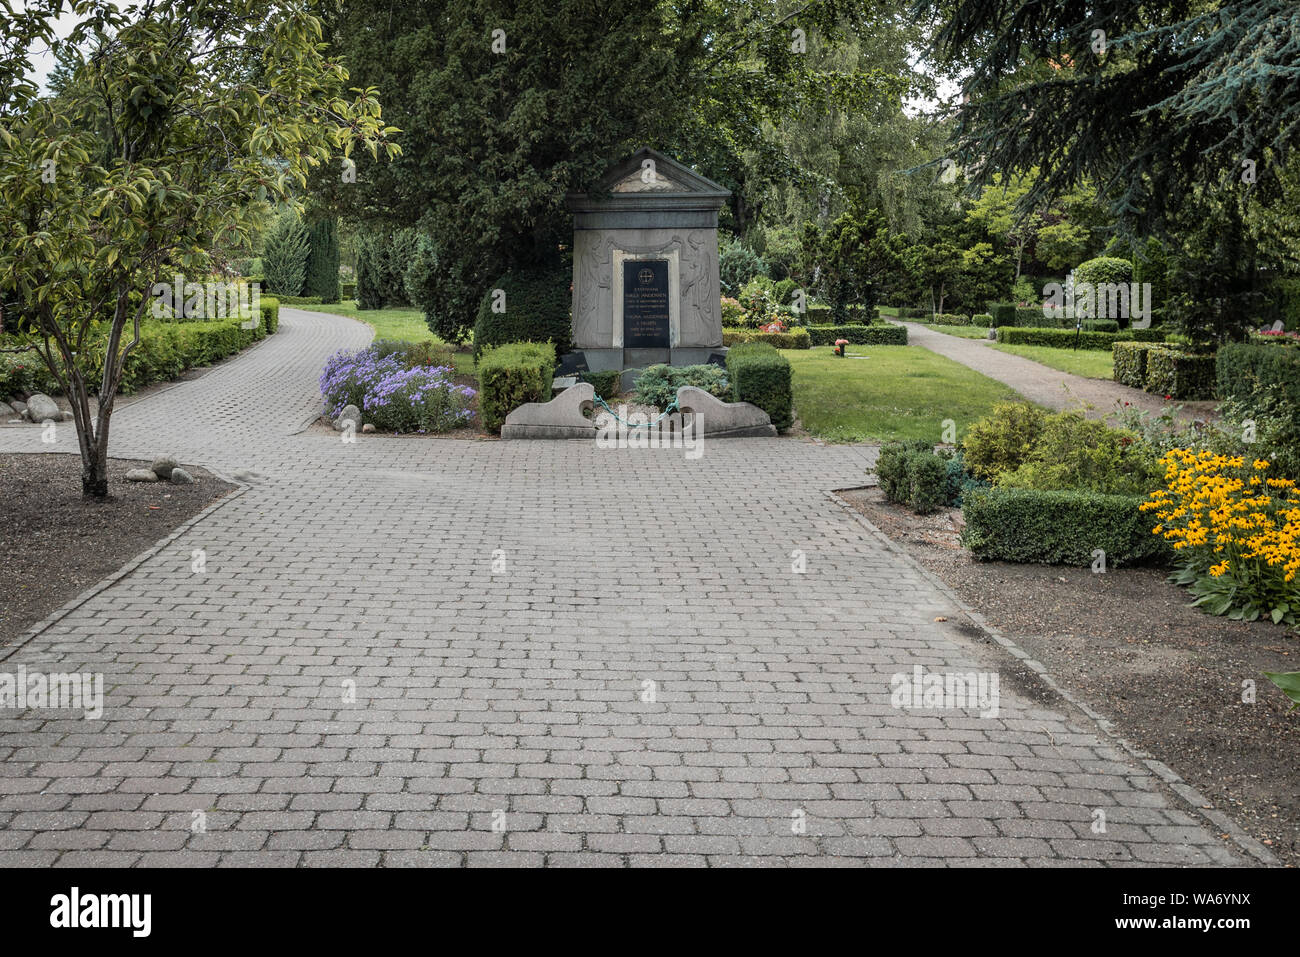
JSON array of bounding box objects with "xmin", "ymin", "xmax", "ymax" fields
[
  {"xmin": 1216, "ymin": 342, "xmax": 1300, "ymax": 407},
  {"xmin": 726, "ymin": 341, "xmax": 792, "ymax": 432},
  {"xmin": 932, "ymin": 313, "xmax": 971, "ymax": 325},
  {"xmin": 989, "ymin": 302, "xmax": 1016, "ymax": 326},
  {"xmin": 805, "ymin": 304, "xmax": 879, "ymax": 324},
  {"xmin": 807, "ymin": 324, "xmax": 908, "ymax": 346},
  {"xmin": 1082, "ymin": 318, "xmax": 1119, "ymax": 333},
  {"xmin": 1144, "ymin": 347, "xmax": 1215, "ymax": 399},
  {"xmin": 476, "ymin": 341, "xmax": 557, "ymax": 434},
  {"xmin": 972, "ymin": 313, "xmax": 993, "ymax": 326},
  {"xmin": 997, "ymin": 327, "xmax": 1120, "ymax": 350},
  {"xmin": 723, "ymin": 327, "xmax": 812, "ymax": 349},
  {"xmin": 578, "ymin": 369, "xmax": 621, "ymax": 399},
  {"xmin": 997, "ymin": 326, "xmax": 1166, "ymax": 350},
  {"xmin": 340, "ymin": 280, "xmax": 357, "ymax": 300},
  {"xmin": 961, "ymin": 487, "xmax": 1169, "ymax": 566},
  {"xmin": 473, "ymin": 267, "xmax": 571, "ymax": 360},
  {"xmin": 1113, "ymin": 340, "xmax": 1157, "ymax": 389}
]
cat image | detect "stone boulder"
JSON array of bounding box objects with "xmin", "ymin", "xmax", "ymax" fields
[
  {"xmin": 151, "ymin": 454, "xmax": 179, "ymax": 479},
  {"xmin": 125, "ymin": 468, "xmax": 158, "ymax": 482},
  {"xmin": 501, "ymin": 383, "xmax": 596, "ymax": 440},
  {"xmin": 24, "ymin": 393, "xmax": 60, "ymax": 424},
  {"xmin": 333, "ymin": 404, "xmax": 362, "ymax": 431},
  {"xmin": 10, "ymin": 400, "xmax": 26, "ymax": 416},
  {"xmin": 170, "ymin": 468, "xmax": 195, "ymax": 485},
  {"xmin": 0, "ymin": 401, "xmax": 13, "ymax": 417},
  {"xmin": 674, "ymin": 386, "xmax": 776, "ymax": 438}
]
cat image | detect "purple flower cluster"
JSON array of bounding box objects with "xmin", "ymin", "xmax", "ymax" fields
[{"xmin": 319, "ymin": 345, "xmax": 477, "ymax": 433}]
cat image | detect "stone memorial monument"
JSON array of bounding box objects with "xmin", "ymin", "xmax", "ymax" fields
[{"xmin": 565, "ymin": 148, "xmax": 731, "ymax": 373}]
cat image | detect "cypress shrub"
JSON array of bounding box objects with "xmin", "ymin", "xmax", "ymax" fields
[
  {"xmin": 472, "ymin": 267, "xmax": 571, "ymax": 360},
  {"xmin": 303, "ymin": 218, "xmax": 340, "ymax": 303},
  {"xmin": 262, "ymin": 212, "xmax": 308, "ymax": 297}
]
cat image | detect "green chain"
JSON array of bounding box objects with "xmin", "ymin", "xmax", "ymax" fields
[{"xmin": 593, "ymin": 394, "xmax": 681, "ymax": 428}]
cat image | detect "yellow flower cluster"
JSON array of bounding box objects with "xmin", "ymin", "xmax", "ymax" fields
[{"xmin": 1142, "ymin": 450, "xmax": 1300, "ymax": 583}]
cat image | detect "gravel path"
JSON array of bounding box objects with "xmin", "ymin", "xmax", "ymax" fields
[{"xmin": 897, "ymin": 321, "xmax": 1216, "ymax": 423}]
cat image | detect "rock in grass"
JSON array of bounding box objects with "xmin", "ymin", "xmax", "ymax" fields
[
  {"xmin": 169, "ymin": 467, "xmax": 195, "ymax": 485},
  {"xmin": 24, "ymin": 393, "xmax": 60, "ymax": 423},
  {"xmin": 151, "ymin": 454, "xmax": 179, "ymax": 479},
  {"xmin": 125, "ymin": 468, "xmax": 159, "ymax": 482}
]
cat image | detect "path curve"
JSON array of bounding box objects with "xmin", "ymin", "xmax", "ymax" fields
[
  {"xmin": 0, "ymin": 309, "xmax": 1260, "ymax": 866},
  {"xmin": 897, "ymin": 321, "xmax": 1215, "ymax": 423}
]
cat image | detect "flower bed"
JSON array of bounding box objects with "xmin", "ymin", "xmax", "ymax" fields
[
  {"xmin": 1143, "ymin": 450, "xmax": 1300, "ymax": 626},
  {"xmin": 319, "ymin": 342, "xmax": 475, "ymax": 433}
]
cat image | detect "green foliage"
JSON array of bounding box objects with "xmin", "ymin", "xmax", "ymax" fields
[
  {"xmin": 302, "ymin": 217, "xmax": 340, "ymax": 303},
  {"xmin": 996, "ymin": 413, "xmax": 1161, "ymax": 496},
  {"xmin": 799, "ymin": 209, "xmax": 901, "ymax": 319},
  {"xmin": 0, "ymin": 0, "xmax": 398, "ymax": 495},
  {"xmin": 997, "ymin": 327, "xmax": 1121, "ymax": 350},
  {"xmin": 1263, "ymin": 671, "xmax": 1300, "ymax": 710},
  {"xmin": 1113, "ymin": 341, "xmax": 1157, "ymax": 389},
  {"xmin": 633, "ymin": 363, "xmax": 730, "ymax": 408},
  {"xmin": 961, "ymin": 488, "xmax": 1169, "ymax": 567},
  {"xmin": 805, "ymin": 324, "xmax": 907, "ymax": 346},
  {"xmin": 719, "ymin": 239, "xmax": 767, "ymax": 297},
  {"xmin": 961, "ymin": 402, "xmax": 1048, "ymax": 482},
  {"xmin": 578, "ymin": 369, "xmax": 621, "ymax": 400},
  {"xmin": 259, "ymin": 297, "xmax": 280, "ymax": 336},
  {"xmin": 1215, "ymin": 343, "xmax": 1300, "ymax": 477},
  {"xmin": 1144, "ymin": 348, "xmax": 1216, "ymax": 399},
  {"xmin": 877, "ymin": 441, "xmax": 952, "ymax": 514},
  {"xmin": 723, "ymin": 327, "xmax": 813, "ymax": 349},
  {"xmin": 472, "ymin": 267, "xmax": 571, "ymax": 360},
  {"xmin": 355, "ymin": 228, "xmax": 416, "ymax": 310},
  {"xmin": 726, "ymin": 342, "xmax": 793, "ymax": 432},
  {"xmin": 972, "ymin": 313, "xmax": 993, "ymax": 325},
  {"xmin": 1074, "ymin": 257, "xmax": 1133, "ymax": 288},
  {"xmin": 262, "ymin": 211, "xmax": 309, "ymax": 297},
  {"xmin": 476, "ymin": 341, "xmax": 557, "ymax": 434}
]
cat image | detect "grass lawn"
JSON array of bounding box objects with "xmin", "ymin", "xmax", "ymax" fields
[
  {"xmin": 293, "ymin": 302, "xmax": 476, "ymax": 375},
  {"xmin": 990, "ymin": 342, "xmax": 1114, "ymax": 379},
  {"xmin": 785, "ymin": 345, "xmax": 1021, "ymax": 443}
]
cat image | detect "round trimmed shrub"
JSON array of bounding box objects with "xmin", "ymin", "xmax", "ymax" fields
[
  {"xmin": 1074, "ymin": 256, "xmax": 1133, "ymax": 288},
  {"xmin": 472, "ymin": 267, "xmax": 571, "ymax": 360}
]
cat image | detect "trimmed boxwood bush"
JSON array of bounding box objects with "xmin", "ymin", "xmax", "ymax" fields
[
  {"xmin": 472, "ymin": 267, "xmax": 571, "ymax": 360},
  {"xmin": 340, "ymin": 280, "xmax": 357, "ymax": 300},
  {"xmin": 1082, "ymin": 318, "xmax": 1119, "ymax": 333},
  {"xmin": 1074, "ymin": 256, "xmax": 1134, "ymax": 289},
  {"xmin": 932, "ymin": 313, "xmax": 971, "ymax": 325},
  {"xmin": 996, "ymin": 327, "xmax": 1119, "ymax": 350},
  {"xmin": 260, "ymin": 297, "xmax": 280, "ymax": 335},
  {"xmin": 726, "ymin": 341, "xmax": 793, "ymax": 432},
  {"xmin": 1113, "ymin": 341, "xmax": 1156, "ymax": 389},
  {"xmin": 578, "ymin": 369, "xmax": 621, "ymax": 399},
  {"xmin": 807, "ymin": 324, "xmax": 907, "ymax": 346},
  {"xmin": 972, "ymin": 313, "xmax": 993, "ymax": 326},
  {"xmin": 1014, "ymin": 306, "xmax": 1044, "ymax": 326},
  {"xmin": 1216, "ymin": 342, "xmax": 1300, "ymax": 407},
  {"xmin": 722, "ymin": 327, "xmax": 812, "ymax": 349},
  {"xmin": 961, "ymin": 487, "xmax": 1169, "ymax": 566},
  {"xmin": 476, "ymin": 341, "xmax": 556, "ymax": 434},
  {"xmin": 988, "ymin": 302, "xmax": 1016, "ymax": 326},
  {"xmin": 876, "ymin": 440, "xmax": 950, "ymax": 514},
  {"xmin": 1144, "ymin": 347, "xmax": 1215, "ymax": 399}
]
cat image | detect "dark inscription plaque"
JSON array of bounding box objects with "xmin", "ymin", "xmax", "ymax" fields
[{"xmin": 622, "ymin": 260, "xmax": 670, "ymax": 348}]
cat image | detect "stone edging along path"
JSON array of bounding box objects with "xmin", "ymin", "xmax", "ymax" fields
[
  {"xmin": 896, "ymin": 320, "xmax": 1217, "ymax": 424},
  {"xmin": 0, "ymin": 307, "xmax": 1268, "ymax": 866}
]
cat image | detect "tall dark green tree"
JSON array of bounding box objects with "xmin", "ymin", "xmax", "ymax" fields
[
  {"xmin": 303, "ymin": 217, "xmax": 340, "ymax": 302},
  {"xmin": 317, "ymin": 0, "xmax": 896, "ymax": 341}
]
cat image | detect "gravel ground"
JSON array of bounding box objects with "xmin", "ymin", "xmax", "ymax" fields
[
  {"xmin": 0, "ymin": 453, "xmax": 234, "ymax": 648},
  {"xmin": 840, "ymin": 485, "xmax": 1300, "ymax": 866}
]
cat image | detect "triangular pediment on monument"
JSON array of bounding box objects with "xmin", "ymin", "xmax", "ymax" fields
[{"xmin": 591, "ymin": 148, "xmax": 731, "ymax": 199}]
